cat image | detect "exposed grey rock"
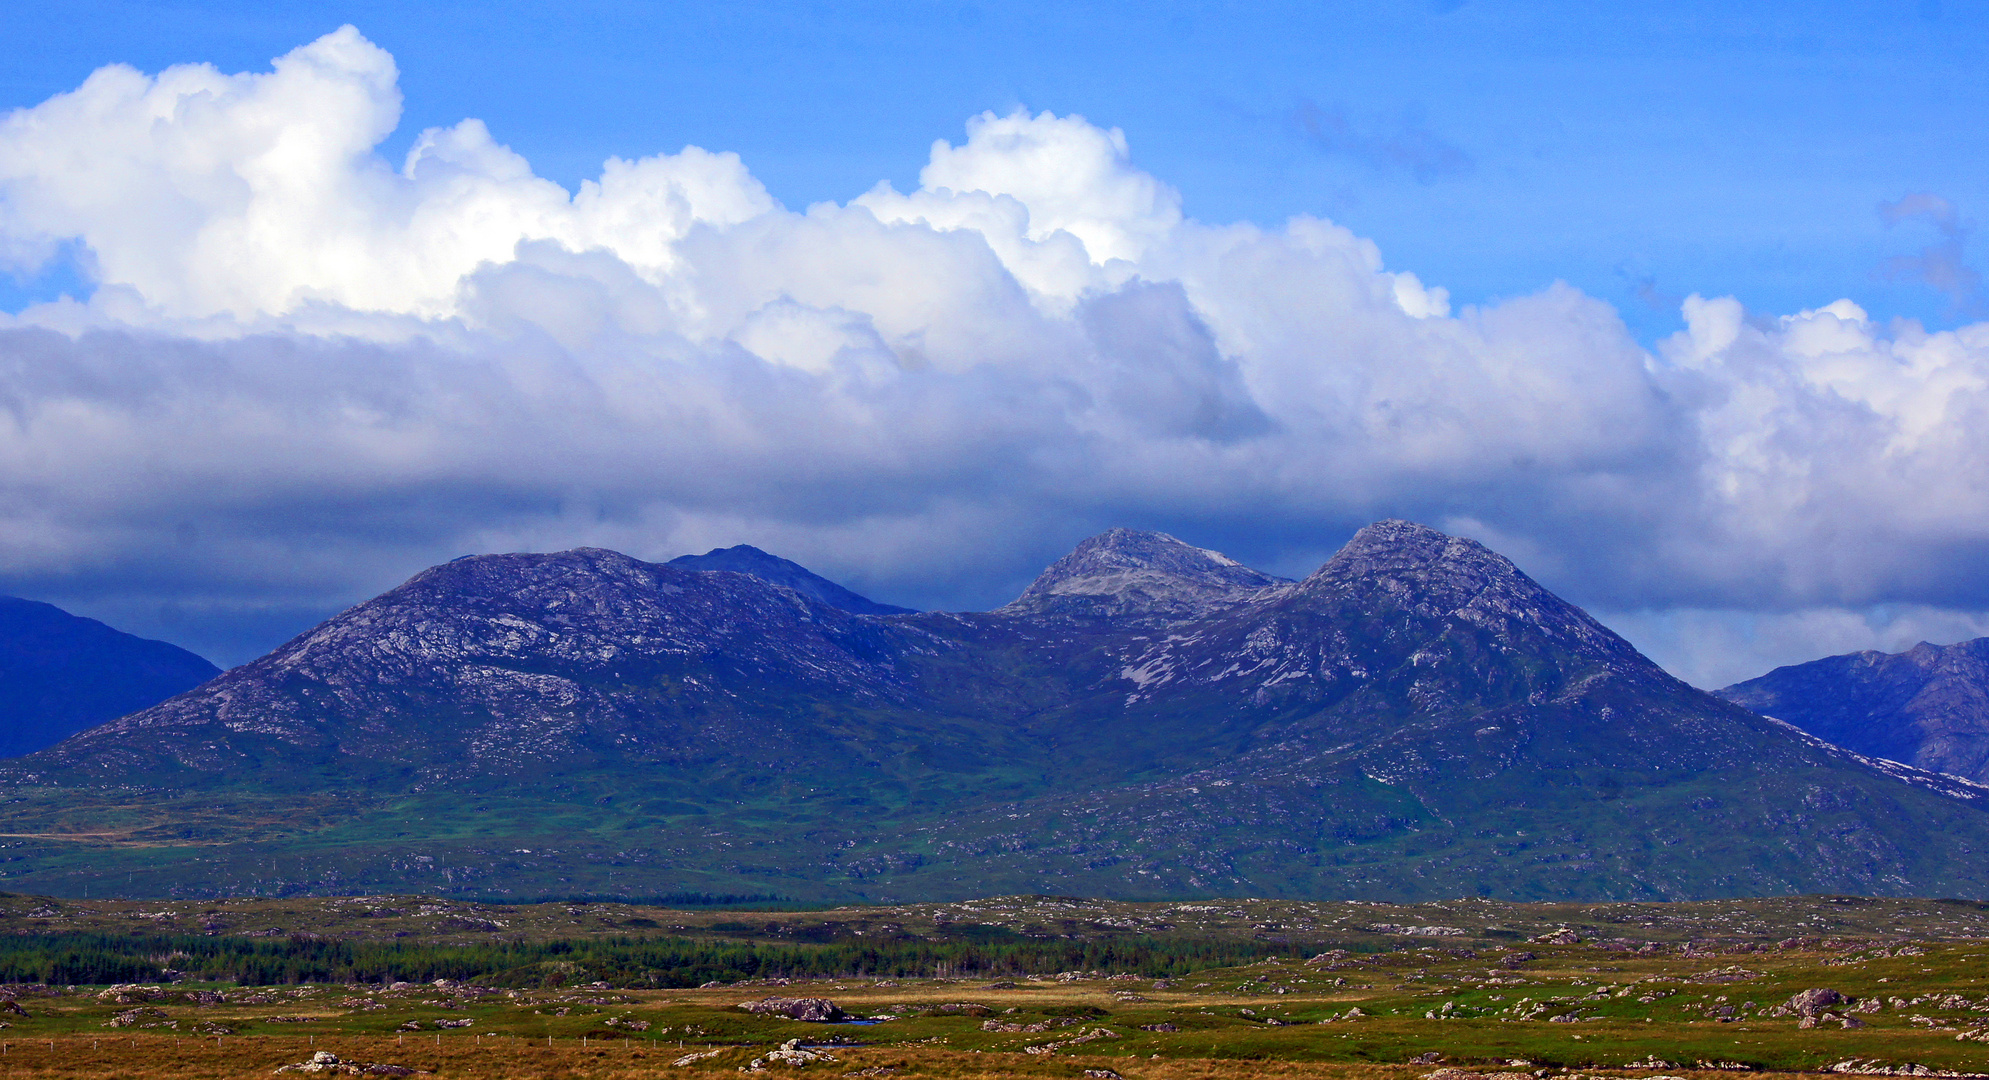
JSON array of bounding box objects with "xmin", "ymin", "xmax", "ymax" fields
[
  {"xmin": 739, "ymin": 996, "xmax": 847, "ymax": 1022},
  {"xmin": 107, "ymin": 1006, "xmax": 167, "ymax": 1026},
  {"xmin": 1791, "ymin": 988, "xmax": 1847, "ymax": 1016},
  {"xmin": 275, "ymin": 1050, "xmax": 417, "ymax": 1075},
  {"xmin": 747, "ymin": 1040, "xmax": 840, "ymax": 1069}
]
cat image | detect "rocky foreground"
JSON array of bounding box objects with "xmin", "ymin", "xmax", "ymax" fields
[{"xmin": 5, "ymin": 928, "xmax": 1989, "ymax": 1079}]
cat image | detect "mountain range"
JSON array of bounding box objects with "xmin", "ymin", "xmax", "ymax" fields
[
  {"xmin": 0, "ymin": 597, "xmax": 218, "ymax": 759},
  {"xmin": 3, "ymin": 522, "xmax": 1989, "ymax": 903},
  {"xmin": 1720, "ymin": 638, "xmax": 1989, "ymax": 785}
]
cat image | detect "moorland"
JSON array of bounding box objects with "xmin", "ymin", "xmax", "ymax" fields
[{"xmin": 3, "ymin": 892, "xmax": 1989, "ymax": 1079}]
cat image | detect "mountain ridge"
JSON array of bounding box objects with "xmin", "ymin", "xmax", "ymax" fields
[
  {"xmin": 0, "ymin": 596, "xmax": 220, "ymax": 759},
  {"xmin": 666, "ymin": 544, "xmax": 914, "ymax": 615},
  {"xmin": 1719, "ymin": 636, "xmax": 1989, "ymax": 784},
  {"xmin": 5, "ymin": 523, "xmax": 1989, "ymax": 902}
]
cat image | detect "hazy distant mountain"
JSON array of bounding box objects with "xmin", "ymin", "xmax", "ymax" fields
[
  {"xmin": 0, "ymin": 597, "xmax": 219, "ymax": 758},
  {"xmin": 5, "ymin": 523, "xmax": 1989, "ymax": 902},
  {"xmin": 667, "ymin": 544, "xmax": 914, "ymax": 615},
  {"xmin": 1719, "ymin": 639, "xmax": 1989, "ymax": 784}
]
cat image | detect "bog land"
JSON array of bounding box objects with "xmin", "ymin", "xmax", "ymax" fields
[{"xmin": 3, "ymin": 893, "xmax": 1989, "ymax": 1078}]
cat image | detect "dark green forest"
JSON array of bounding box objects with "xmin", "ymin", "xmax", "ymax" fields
[{"xmin": 0, "ymin": 931, "xmax": 1351, "ymax": 987}]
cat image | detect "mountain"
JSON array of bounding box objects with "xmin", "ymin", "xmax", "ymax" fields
[
  {"xmin": 998, "ymin": 527, "xmax": 1288, "ymax": 622},
  {"xmin": 1719, "ymin": 638, "xmax": 1989, "ymax": 784},
  {"xmin": 0, "ymin": 597, "xmax": 220, "ymax": 758},
  {"xmin": 667, "ymin": 544, "xmax": 914, "ymax": 615},
  {"xmin": 3, "ymin": 522, "xmax": 1989, "ymax": 902}
]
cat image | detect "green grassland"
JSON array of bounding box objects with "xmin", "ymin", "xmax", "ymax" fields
[{"xmin": 3, "ymin": 893, "xmax": 1989, "ymax": 1077}]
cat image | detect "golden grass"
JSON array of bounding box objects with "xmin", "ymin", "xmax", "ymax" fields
[{"xmin": 0, "ymin": 1035, "xmax": 1848, "ymax": 1080}]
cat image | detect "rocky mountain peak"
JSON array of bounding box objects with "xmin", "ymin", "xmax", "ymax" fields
[
  {"xmin": 1311, "ymin": 519, "xmax": 1492, "ymax": 580},
  {"xmin": 1001, "ymin": 527, "xmax": 1286, "ymax": 621},
  {"xmin": 1298, "ymin": 519, "xmax": 1631, "ymax": 659}
]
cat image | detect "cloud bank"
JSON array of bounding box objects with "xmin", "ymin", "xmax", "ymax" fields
[{"xmin": 2, "ymin": 27, "xmax": 1988, "ymax": 684}]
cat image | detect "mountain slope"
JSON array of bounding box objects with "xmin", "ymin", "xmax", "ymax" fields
[
  {"xmin": 667, "ymin": 544, "xmax": 914, "ymax": 615},
  {"xmin": 1719, "ymin": 638, "xmax": 1989, "ymax": 784},
  {"xmin": 0, "ymin": 597, "xmax": 220, "ymax": 758},
  {"xmin": 3, "ymin": 524, "xmax": 1989, "ymax": 902},
  {"xmin": 919, "ymin": 521, "xmax": 1989, "ymax": 900},
  {"xmin": 15, "ymin": 548, "xmax": 972, "ymax": 792}
]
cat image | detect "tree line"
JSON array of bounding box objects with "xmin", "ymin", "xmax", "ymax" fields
[{"xmin": 0, "ymin": 931, "xmax": 1363, "ymax": 987}]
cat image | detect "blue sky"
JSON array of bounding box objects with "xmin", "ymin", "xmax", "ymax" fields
[
  {"xmin": 0, "ymin": 2, "xmax": 1986, "ymax": 684},
  {"xmin": 4, "ymin": 1, "xmax": 1983, "ymax": 340}
]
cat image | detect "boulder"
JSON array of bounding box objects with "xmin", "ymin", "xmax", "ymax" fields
[
  {"xmin": 1790, "ymin": 989, "xmax": 1846, "ymax": 1017},
  {"xmin": 745, "ymin": 1040, "xmax": 839, "ymax": 1069},
  {"xmin": 738, "ymin": 997, "xmax": 848, "ymax": 1022},
  {"xmin": 274, "ymin": 1051, "xmax": 417, "ymax": 1076},
  {"xmin": 107, "ymin": 1007, "xmax": 168, "ymax": 1027}
]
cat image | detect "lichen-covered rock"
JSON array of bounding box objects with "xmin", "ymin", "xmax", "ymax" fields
[
  {"xmin": 107, "ymin": 1007, "xmax": 167, "ymax": 1027},
  {"xmin": 1791, "ymin": 988, "xmax": 1847, "ymax": 1016},
  {"xmin": 738, "ymin": 997, "xmax": 847, "ymax": 1022},
  {"xmin": 745, "ymin": 1040, "xmax": 839, "ymax": 1069}
]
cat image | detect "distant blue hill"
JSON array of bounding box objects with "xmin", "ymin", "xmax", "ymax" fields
[
  {"xmin": 0, "ymin": 597, "xmax": 221, "ymax": 758},
  {"xmin": 666, "ymin": 545, "xmax": 915, "ymax": 615}
]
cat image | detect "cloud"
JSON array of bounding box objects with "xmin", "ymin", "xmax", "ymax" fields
[
  {"xmin": 1291, "ymin": 100, "xmax": 1473, "ymax": 183},
  {"xmin": 0, "ymin": 27, "xmax": 772, "ymax": 320},
  {"xmin": 0, "ymin": 28, "xmax": 1987, "ymax": 682},
  {"xmin": 1879, "ymin": 192, "xmax": 1983, "ymax": 316}
]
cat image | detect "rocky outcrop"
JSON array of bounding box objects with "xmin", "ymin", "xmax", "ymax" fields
[
  {"xmin": 1789, "ymin": 988, "xmax": 1867, "ymax": 1028},
  {"xmin": 739, "ymin": 997, "xmax": 847, "ymax": 1022},
  {"xmin": 1830, "ymin": 1061, "xmax": 1989, "ymax": 1077},
  {"xmin": 274, "ymin": 1050, "xmax": 416, "ymax": 1075},
  {"xmin": 747, "ymin": 1040, "xmax": 839, "ymax": 1069},
  {"xmin": 1791, "ymin": 988, "xmax": 1847, "ymax": 1015}
]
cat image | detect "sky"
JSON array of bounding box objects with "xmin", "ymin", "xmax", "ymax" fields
[{"xmin": 0, "ymin": 1, "xmax": 1985, "ymax": 685}]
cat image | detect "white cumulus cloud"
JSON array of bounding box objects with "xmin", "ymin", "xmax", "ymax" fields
[{"xmin": 0, "ymin": 26, "xmax": 1986, "ymax": 686}]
